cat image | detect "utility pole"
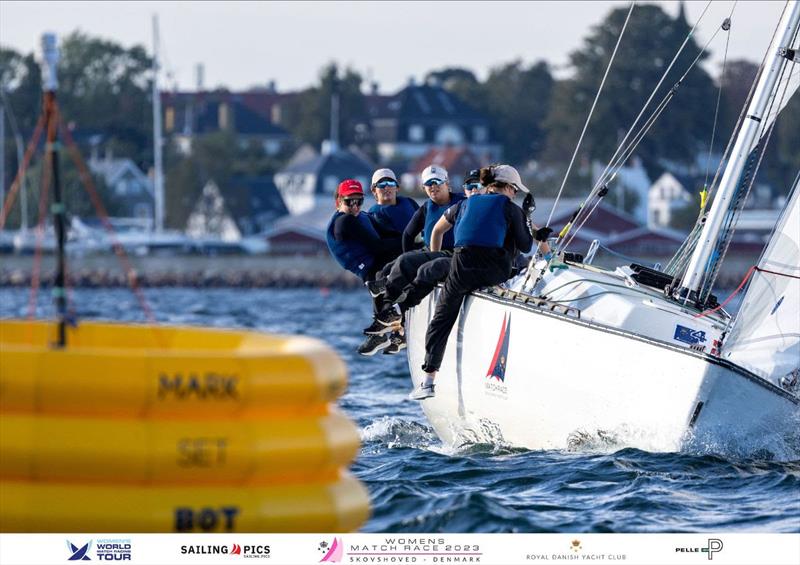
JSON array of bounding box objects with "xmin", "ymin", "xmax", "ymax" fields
[{"xmin": 152, "ymin": 14, "xmax": 165, "ymax": 232}]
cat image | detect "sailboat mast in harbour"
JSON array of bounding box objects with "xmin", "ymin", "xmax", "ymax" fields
[
  {"xmin": 41, "ymin": 33, "xmax": 68, "ymax": 347},
  {"xmin": 152, "ymin": 14, "xmax": 165, "ymax": 233},
  {"xmin": 677, "ymin": 0, "xmax": 800, "ymax": 302}
]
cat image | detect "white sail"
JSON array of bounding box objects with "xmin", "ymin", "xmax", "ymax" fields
[
  {"xmin": 724, "ymin": 181, "xmax": 800, "ymax": 385},
  {"xmin": 760, "ymin": 46, "xmax": 800, "ymax": 139}
]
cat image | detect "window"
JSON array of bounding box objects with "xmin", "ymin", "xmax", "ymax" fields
[
  {"xmin": 435, "ymin": 124, "xmax": 464, "ymax": 145},
  {"xmin": 408, "ymin": 124, "xmax": 424, "ymax": 142}
]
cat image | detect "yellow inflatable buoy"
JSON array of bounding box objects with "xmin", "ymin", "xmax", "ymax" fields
[
  {"xmin": 0, "ymin": 412, "xmax": 359, "ymax": 484},
  {"xmin": 0, "ymin": 474, "xmax": 369, "ymax": 532},
  {"xmin": 0, "ymin": 319, "xmax": 370, "ymax": 532},
  {"xmin": 1, "ymin": 320, "xmax": 347, "ymax": 417}
]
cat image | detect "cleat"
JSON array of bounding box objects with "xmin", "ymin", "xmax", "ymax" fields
[
  {"xmin": 366, "ymin": 278, "xmax": 387, "ymax": 298},
  {"xmin": 376, "ymin": 304, "xmax": 402, "ymax": 327},
  {"xmin": 357, "ymin": 333, "xmax": 391, "ymax": 356},
  {"xmin": 383, "ymin": 333, "xmax": 406, "ymax": 355},
  {"xmin": 408, "ymin": 383, "xmax": 436, "ymax": 401}
]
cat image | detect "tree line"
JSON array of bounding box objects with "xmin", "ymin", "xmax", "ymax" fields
[{"xmin": 1, "ymin": 4, "xmax": 797, "ymax": 229}]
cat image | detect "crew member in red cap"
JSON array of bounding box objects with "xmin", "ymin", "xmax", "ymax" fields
[{"xmin": 326, "ymin": 179, "xmax": 402, "ymax": 356}]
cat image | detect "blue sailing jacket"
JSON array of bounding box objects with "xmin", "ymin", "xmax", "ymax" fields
[
  {"xmin": 423, "ymin": 192, "xmax": 466, "ymax": 249},
  {"xmin": 326, "ymin": 212, "xmax": 378, "ymax": 280},
  {"xmin": 454, "ymin": 193, "xmax": 508, "ymax": 249},
  {"xmin": 369, "ymin": 196, "xmax": 418, "ymax": 234}
]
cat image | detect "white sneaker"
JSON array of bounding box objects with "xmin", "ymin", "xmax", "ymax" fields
[{"xmin": 408, "ymin": 383, "xmax": 435, "ymax": 401}]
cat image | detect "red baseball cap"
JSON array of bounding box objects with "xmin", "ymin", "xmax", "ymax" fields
[{"xmin": 337, "ymin": 179, "xmax": 364, "ymax": 199}]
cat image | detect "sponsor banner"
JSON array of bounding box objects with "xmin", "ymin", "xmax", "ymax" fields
[{"xmin": 0, "ymin": 533, "xmax": 798, "ymax": 565}]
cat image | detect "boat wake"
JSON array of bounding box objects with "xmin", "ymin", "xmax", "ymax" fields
[{"xmin": 360, "ymin": 417, "xmax": 439, "ymax": 450}]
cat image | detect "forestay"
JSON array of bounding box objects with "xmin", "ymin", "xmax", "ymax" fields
[{"xmin": 724, "ymin": 180, "xmax": 800, "ymax": 384}]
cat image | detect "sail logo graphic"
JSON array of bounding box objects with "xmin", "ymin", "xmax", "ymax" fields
[
  {"xmin": 486, "ymin": 313, "xmax": 511, "ymax": 381},
  {"xmin": 66, "ymin": 540, "xmax": 92, "ymax": 561},
  {"xmin": 318, "ymin": 537, "xmax": 344, "ymax": 562},
  {"xmin": 674, "ymin": 325, "xmax": 707, "ymax": 346}
]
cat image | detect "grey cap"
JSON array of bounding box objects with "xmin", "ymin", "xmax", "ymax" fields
[
  {"xmin": 371, "ymin": 168, "xmax": 398, "ymax": 186},
  {"xmin": 493, "ymin": 164, "xmax": 530, "ymax": 193}
]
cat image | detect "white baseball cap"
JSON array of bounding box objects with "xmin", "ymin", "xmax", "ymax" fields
[
  {"xmin": 371, "ymin": 168, "xmax": 398, "ymax": 186},
  {"xmin": 421, "ymin": 165, "xmax": 449, "ymax": 185},
  {"xmin": 492, "ymin": 164, "xmax": 530, "ymax": 193}
]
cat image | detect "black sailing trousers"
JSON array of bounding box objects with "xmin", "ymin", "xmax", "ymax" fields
[
  {"xmin": 384, "ymin": 250, "xmax": 452, "ymax": 312},
  {"xmin": 423, "ymin": 247, "xmax": 512, "ymax": 372}
]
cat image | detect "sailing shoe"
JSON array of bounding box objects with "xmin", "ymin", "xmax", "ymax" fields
[
  {"xmin": 408, "ymin": 382, "xmax": 436, "ymax": 401},
  {"xmin": 357, "ymin": 333, "xmax": 391, "ymax": 356},
  {"xmin": 366, "ymin": 278, "xmax": 387, "ymax": 298},
  {"xmin": 376, "ymin": 304, "xmax": 402, "ymax": 327},
  {"xmin": 363, "ymin": 319, "xmax": 388, "ymax": 335},
  {"xmin": 383, "ymin": 332, "xmax": 407, "ymax": 355}
]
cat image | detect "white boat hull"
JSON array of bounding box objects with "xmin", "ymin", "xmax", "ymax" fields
[{"xmin": 406, "ymin": 289, "xmax": 799, "ymax": 455}]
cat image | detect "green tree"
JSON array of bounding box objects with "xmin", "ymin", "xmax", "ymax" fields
[
  {"xmin": 542, "ymin": 4, "xmax": 717, "ymax": 179},
  {"xmin": 57, "ymin": 32, "xmax": 154, "ymax": 168},
  {"xmin": 281, "ymin": 63, "xmax": 366, "ymax": 149},
  {"xmin": 427, "ymin": 63, "xmax": 554, "ymax": 163},
  {"xmin": 483, "ymin": 61, "xmax": 554, "ymax": 163}
]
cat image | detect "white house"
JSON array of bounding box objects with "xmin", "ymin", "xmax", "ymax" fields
[
  {"xmin": 647, "ymin": 172, "xmax": 694, "ymax": 228},
  {"xmin": 274, "ymin": 144, "xmax": 373, "ymax": 216},
  {"xmin": 88, "ymin": 156, "xmax": 154, "ymax": 225},
  {"xmin": 185, "ymin": 180, "xmax": 242, "ymax": 241}
]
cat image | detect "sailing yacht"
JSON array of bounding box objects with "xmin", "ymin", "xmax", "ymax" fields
[{"xmin": 405, "ymin": 1, "xmax": 800, "ymax": 456}]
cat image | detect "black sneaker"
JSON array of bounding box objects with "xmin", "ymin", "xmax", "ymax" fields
[
  {"xmin": 363, "ymin": 319, "xmax": 387, "ymax": 335},
  {"xmin": 357, "ymin": 333, "xmax": 391, "ymax": 356},
  {"xmin": 383, "ymin": 332, "xmax": 406, "ymax": 355},
  {"xmin": 366, "ymin": 278, "xmax": 387, "ymax": 298},
  {"xmin": 376, "ymin": 304, "xmax": 402, "ymax": 327}
]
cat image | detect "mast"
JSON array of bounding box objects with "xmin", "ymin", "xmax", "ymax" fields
[
  {"xmin": 152, "ymin": 14, "xmax": 165, "ymax": 233},
  {"xmin": 41, "ymin": 33, "xmax": 67, "ymax": 347},
  {"xmin": 678, "ymin": 0, "xmax": 800, "ymax": 300}
]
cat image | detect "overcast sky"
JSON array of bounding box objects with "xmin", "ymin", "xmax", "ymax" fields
[{"xmin": 0, "ymin": 1, "xmax": 788, "ymax": 93}]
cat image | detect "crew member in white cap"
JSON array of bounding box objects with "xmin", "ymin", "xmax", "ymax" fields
[
  {"xmin": 368, "ymin": 168, "xmax": 419, "ymax": 236},
  {"xmin": 409, "ymin": 164, "xmax": 552, "ymax": 400}
]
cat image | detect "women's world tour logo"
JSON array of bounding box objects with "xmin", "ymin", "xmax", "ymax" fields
[{"xmin": 485, "ymin": 313, "xmax": 511, "ymax": 398}]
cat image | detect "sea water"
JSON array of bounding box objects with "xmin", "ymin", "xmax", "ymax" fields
[{"xmin": 2, "ymin": 287, "xmax": 798, "ymax": 533}]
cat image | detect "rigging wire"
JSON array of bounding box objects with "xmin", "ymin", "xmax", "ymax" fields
[
  {"xmin": 59, "ymin": 119, "xmax": 161, "ymax": 330},
  {"xmin": 555, "ymin": 2, "xmax": 719, "ymax": 253},
  {"xmin": 589, "ymin": 0, "xmax": 714, "ymax": 197},
  {"xmin": 0, "ymin": 115, "xmax": 45, "ymax": 230},
  {"xmin": 26, "ymin": 115, "xmax": 57, "ymax": 320},
  {"xmin": 703, "ymin": 4, "xmax": 736, "ymax": 197},
  {"xmin": 547, "ymin": 1, "xmax": 636, "ymax": 226},
  {"xmin": 699, "ymin": 20, "xmax": 799, "ymax": 302},
  {"xmin": 667, "ymin": 0, "xmax": 790, "ymax": 281}
]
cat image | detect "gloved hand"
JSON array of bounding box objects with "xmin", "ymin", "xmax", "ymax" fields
[
  {"xmin": 534, "ymin": 226, "xmax": 553, "ymax": 242},
  {"xmin": 522, "ymin": 193, "xmax": 535, "ymax": 216}
]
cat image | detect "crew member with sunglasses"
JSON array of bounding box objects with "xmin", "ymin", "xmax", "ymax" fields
[
  {"xmin": 326, "ymin": 179, "xmax": 402, "ymax": 355},
  {"xmin": 368, "ymin": 165, "xmax": 467, "ymax": 330},
  {"xmin": 368, "ymin": 168, "xmax": 420, "ymax": 236},
  {"xmin": 409, "ymin": 165, "xmax": 552, "ymax": 400}
]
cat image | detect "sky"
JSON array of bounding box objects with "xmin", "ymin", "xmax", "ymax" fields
[{"xmin": 0, "ymin": 1, "xmax": 789, "ymax": 94}]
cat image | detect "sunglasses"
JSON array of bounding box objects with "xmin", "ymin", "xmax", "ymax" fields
[
  {"xmin": 424, "ymin": 178, "xmax": 445, "ymax": 187},
  {"xmin": 463, "ymin": 182, "xmax": 483, "ymax": 191},
  {"xmin": 374, "ymin": 180, "xmax": 398, "ymax": 189},
  {"xmin": 343, "ymin": 198, "xmax": 364, "ymax": 207}
]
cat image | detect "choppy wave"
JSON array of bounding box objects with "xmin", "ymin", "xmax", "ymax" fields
[{"xmin": 3, "ymin": 287, "xmax": 798, "ymax": 532}]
